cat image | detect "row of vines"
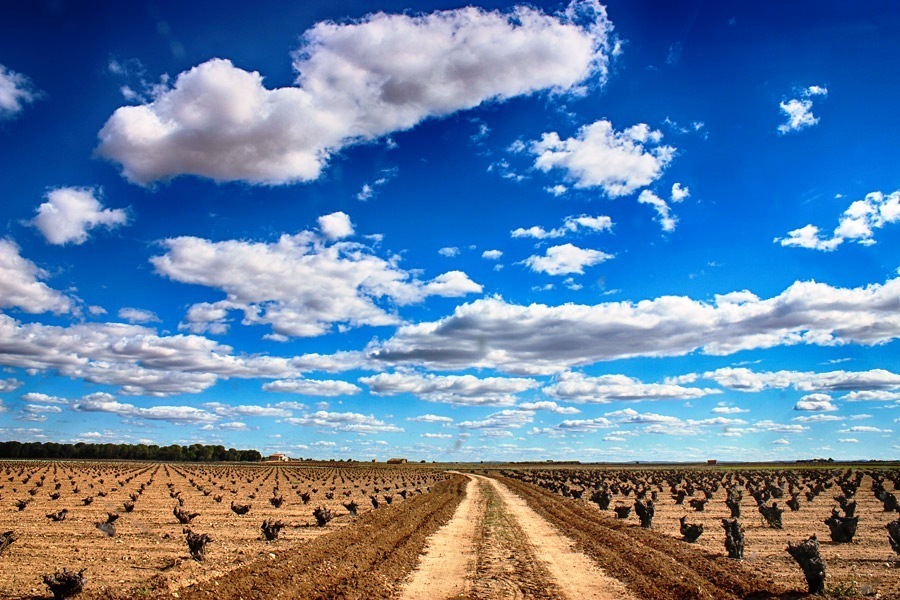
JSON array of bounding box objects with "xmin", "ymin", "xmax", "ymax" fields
[
  {"xmin": 0, "ymin": 461, "xmax": 448, "ymax": 598},
  {"xmin": 500, "ymin": 466, "xmax": 900, "ymax": 595}
]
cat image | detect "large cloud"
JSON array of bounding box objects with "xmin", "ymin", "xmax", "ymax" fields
[
  {"xmin": 32, "ymin": 187, "xmax": 128, "ymax": 245},
  {"xmin": 0, "ymin": 239, "xmax": 71, "ymax": 314},
  {"xmin": 152, "ymin": 215, "xmax": 481, "ymax": 338},
  {"xmin": 534, "ymin": 407, "xmax": 749, "ymax": 438},
  {"xmin": 530, "ymin": 120, "xmax": 674, "ymax": 197},
  {"xmin": 360, "ymin": 372, "xmax": 538, "ymax": 406},
  {"xmin": 0, "ymin": 313, "xmax": 355, "ymax": 396},
  {"xmin": 73, "ymin": 393, "xmax": 219, "ymax": 424},
  {"xmin": 97, "ymin": 1, "xmax": 613, "ymax": 185},
  {"xmin": 679, "ymin": 367, "xmax": 900, "ymax": 394},
  {"xmin": 371, "ymin": 276, "xmax": 900, "ymax": 374}
]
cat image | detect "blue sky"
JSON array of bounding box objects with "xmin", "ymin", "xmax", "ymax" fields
[{"xmin": 1, "ymin": 0, "xmax": 898, "ymax": 461}]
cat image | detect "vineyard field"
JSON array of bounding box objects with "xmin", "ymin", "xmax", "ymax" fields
[{"xmin": 1, "ymin": 461, "xmax": 898, "ymax": 599}]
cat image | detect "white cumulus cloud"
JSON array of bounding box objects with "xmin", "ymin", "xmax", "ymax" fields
[
  {"xmin": 361, "ymin": 372, "xmax": 538, "ymax": 406},
  {"xmin": 118, "ymin": 307, "xmax": 160, "ymax": 324},
  {"xmin": 32, "ymin": 187, "xmax": 128, "ymax": 245},
  {"xmin": 0, "ymin": 313, "xmax": 359, "ymax": 397},
  {"xmin": 283, "ymin": 410, "xmax": 402, "ymax": 434},
  {"xmin": 794, "ymin": 393, "xmax": 838, "ymax": 412},
  {"xmin": 671, "ymin": 182, "xmax": 690, "ymax": 202},
  {"xmin": 318, "ymin": 211, "xmax": 354, "ymax": 240},
  {"xmin": 532, "ymin": 416, "xmax": 613, "ymax": 435},
  {"xmin": 407, "ymin": 414, "xmax": 454, "ymax": 423},
  {"xmin": 370, "ymin": 276, "xmax": 900, "ymax": 375},
  {"xmin": 837, "ymin": 425, "xmax": 892, "ymax": 434},
  {"xmin": 711, "ymin": 402, "xmax": 749, "ymax": 414},
  {"xmin": 73, "ymin": 392, "xmax": 219, "ymax": 424},
  {"xmin": 152, "ymin": 218, "xmax": 481, "ymax": 338},
  {"xmin": 0, "ymin": 240, "xmax": 71, "ymax": 314},
  {"xmin": 204, "ymin": 402, "xmax": 293, "ymax": 418},
  {"xmin": 0, "ymin": 378, "xmax": 23, "ymax": 393},
  {"xmin": 524, "ymin": 243, "xmax": 612, "ymax": 275},
  {"xmin": 0, "ymin": 64, "xmax": 38, "ymax": 119},
  {"xmin": 531, "ymin": 120, "xmax": 674, "ymax": 197},
  {"xmin": 97, "ymin": 1, "xmax": 614, "ymax": 185},
  {"xmin": 776, "ymin": 190, "xmax": 900, "ymax": 251},
  {"xmin": 544, "ymin": 371, "xmax": 717, "ymax": 403},
  {"xmin": 778, "ymin": 85, "xmax": 827, "ymax": 134},
  {"xmin": 458, "ymin": 409, "xmax": 535, "ymax": 430},
  {"xmin": 687, "ymin": 366, "xmax": 900, "ymax": 394},
  {"xmin": 517, "ymin": 400, "xmax": 580, "ymax": 414},
  {"xmin": 20, "ymin": 392, "xmax": 68, "ymax": 404},
  {"xmin": 637, "ymin": 190, "xmax": 677, "ymax": 232},
  {"xmin": 262, "ymin": 378, "xmax": 361, "ymax": 396},
  {"xmin": 511, "ymin": 214, "xmax": 612, "ymax": 239}
]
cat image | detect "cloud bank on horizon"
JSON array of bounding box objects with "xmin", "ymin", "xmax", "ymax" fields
[{"xmin": 0, "ymin": 0, "xmax": 898, "ymax": 462}]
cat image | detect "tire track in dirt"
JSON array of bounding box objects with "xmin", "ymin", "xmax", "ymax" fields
[
  {"xmin": 401, "ymin": 474, "xmax": 634, "ymax": 600},
  {"xmin": 469, "ymin": 475, "xmax": 561, "ymax": 599},
  {"xmin": 399, "ymin": 474, "xmax": 484, "ymax": 599},
  {"xmin": 476, "ymin": 475, "xmax": 635, "ymax": 600}
]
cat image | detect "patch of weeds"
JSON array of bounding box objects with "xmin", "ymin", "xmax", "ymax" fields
[{"xmin": 826, "ymin": 580, "xmax": 876, "ymax": 598}]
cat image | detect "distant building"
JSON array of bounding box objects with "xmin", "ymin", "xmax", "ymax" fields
[
  {"xmin": 386, "ymin": 457, "xmax": 407, "ymax": 464},
  {"xmin": 707, "ymin": 459, "xmax": 718, "ymax": 466},
  {"xmin": 268, "ymin": 453, "xmax": 289, "ymax": 462}
]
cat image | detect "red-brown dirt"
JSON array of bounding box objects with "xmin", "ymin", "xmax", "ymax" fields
[{"xmin": 0, "ymin": 461, "xmax": 451, "ymax": 599}]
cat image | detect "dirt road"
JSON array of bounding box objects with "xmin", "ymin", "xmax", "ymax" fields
[
  {"xmin": 399, "ymin": 473, "xmax": 484, "ymax": 598},
  {"xmin": 400, "ymin": 474, "xmax": 634, "ymax": 600}
]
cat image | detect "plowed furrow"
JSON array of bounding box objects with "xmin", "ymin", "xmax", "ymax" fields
[{"xmin": 498, "ymin": 476, "xmax": 791, "ymax": 600}]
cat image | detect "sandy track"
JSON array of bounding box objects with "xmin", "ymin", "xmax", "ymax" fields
[
  {"xmin": 399, "ymin": 474, "xmax": 484, "ymax": 599},
  {"xmin": 400, "ymin": 474, "xmax": 634, "ymax": 600},
  {"xmin": 479, "ymin": 475, "xmax": 635, "ymax": 600}
]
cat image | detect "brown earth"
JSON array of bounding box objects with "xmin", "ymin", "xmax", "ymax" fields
[
  {"xmin": 3, "ymin": 463, "xmax": 898, "ymax": 599},
  {"xmin": 398, "ymin": 474, "xmax": 483, "ymax": 599},
  {"xmin": 472, "ymin": 475, "xmax": 634, "ymax": 600},
  {"xmin": 468, "ymin": 475, "xmax": 562, "ymax": 599},
  {"xmin": 155, "ymin": 473, "xmax": 463, "ymax": 599},
  {"xmin": 495, "ymin": 475, "xmax": 794, "ymax": 599},
  {"xmin": 0, "ymin": 462, "xmax": 450, "ymax": 600},
  {"xmin": 495, "ymin": 473, "xmax": 900, "ymax": 600}
]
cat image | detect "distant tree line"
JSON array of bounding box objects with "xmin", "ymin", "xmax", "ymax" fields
[{"xmin": 0, "ymin": 441, "xmax": 262, "ymax": 462}]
